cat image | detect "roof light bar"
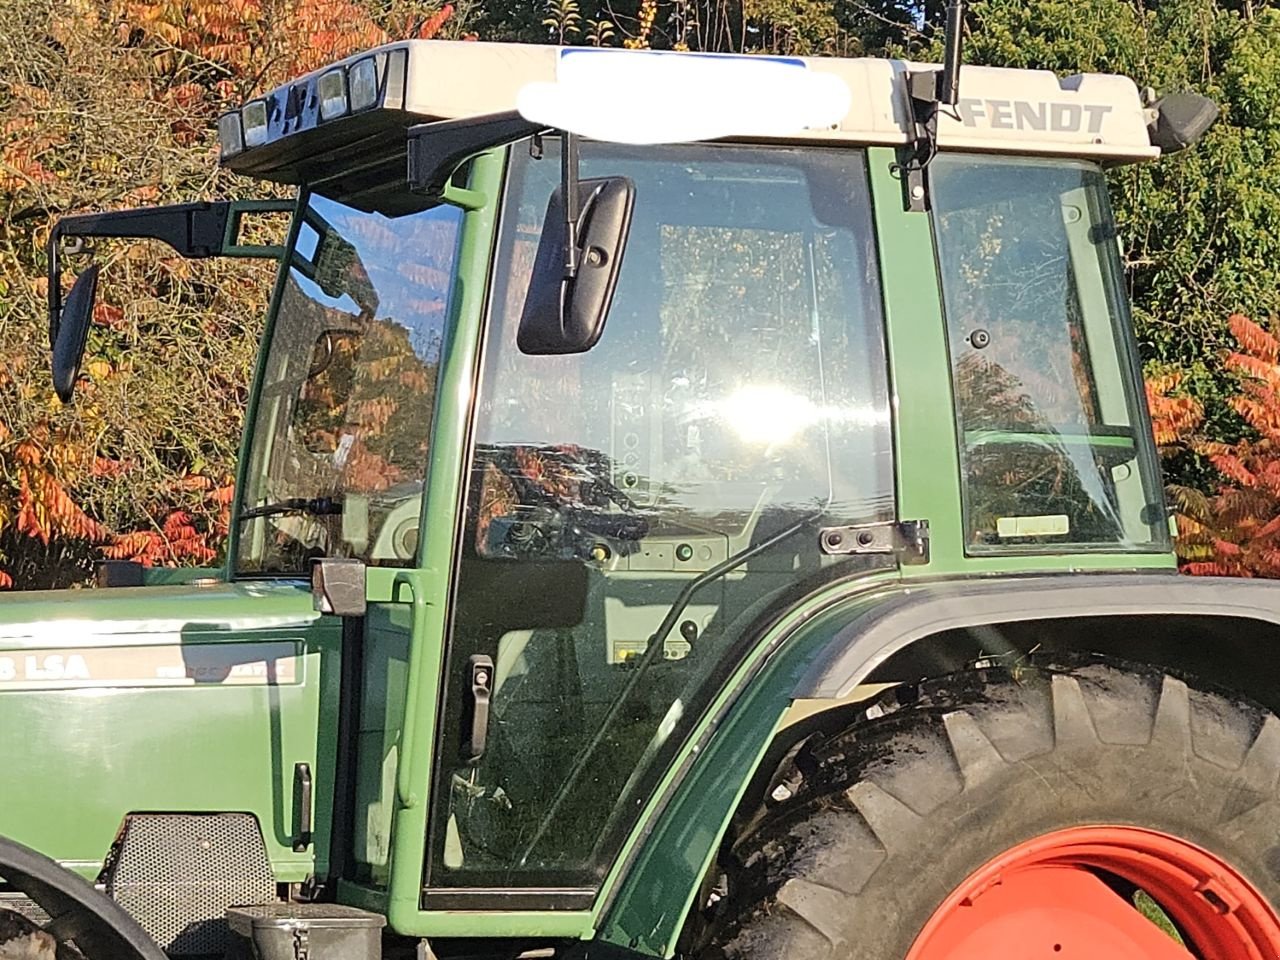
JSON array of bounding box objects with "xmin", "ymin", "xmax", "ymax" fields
[
  {"xmin": 242, "ymin": 100, "xmax": 269, "ymax": 148},
  {"xmin": 217, "ymin": 111, "xmax": 244, "ymax": 158},
  {"xmin": 349, "ymin": 57, "xmax": 378, "ymax": 112},
  {"xmin": 217, "ymin": 43, "xmax": 415, "ymax": 168},
  {"xmin": 382, "ymin": 48, "xmax": 407, "ymax": 110},
  {"xmin": 318, "ymin": 68, "xmax": 349, "ymax": 121}
]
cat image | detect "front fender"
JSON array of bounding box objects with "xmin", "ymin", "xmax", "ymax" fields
[
  {"xmin": 592, "ymin": 575, "xmax": 900, "ymax": 957},
  {"xmin": 795, "ymin": 572, "xmax": 1280, "ymax": 698},
  {"xmin": 594, "ymin": 571, "xmax": 1280, "ymax": 957}
]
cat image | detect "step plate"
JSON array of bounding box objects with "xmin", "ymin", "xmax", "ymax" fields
[{"xmin": 104, "ymin": 814, "xmax": 276, "ymax": 955}]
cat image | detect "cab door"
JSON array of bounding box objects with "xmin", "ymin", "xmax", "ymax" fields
[
  {"xmin": 422, "ymin": 139, "xmax": 897, "ymax": 906},
  {"xmin": 230, "ymin": 188, "xmax": 467, "ymax": 889}
]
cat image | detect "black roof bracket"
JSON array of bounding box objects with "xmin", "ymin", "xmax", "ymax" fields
[
  {"xmin": 894, "ymin": 70, "xmax": 944, "ymax": 213},
  {"xmin": 407, "ymin": 110, "xmax": 548, "ymax": 201}
]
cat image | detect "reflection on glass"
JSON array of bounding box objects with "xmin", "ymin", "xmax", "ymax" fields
[
  {"xmin": 429, "ymin": 142, "xmax": 895, "ymax": 892},
  {"xmin": 931, "ymin": 155, "xmax": 1167, "ymax": 552},
  {"xmin": 236, "ymin": 195, "xmax": 462, "ymax": 573}
]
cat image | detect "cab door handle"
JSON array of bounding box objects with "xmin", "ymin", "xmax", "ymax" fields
[
  {"xmin": 293, "ymin": 761, "xmax": 312, "ymax": 852},
  {"xmin": 462, "ymin": 655, "xmax": 494, "ymax": 764}
]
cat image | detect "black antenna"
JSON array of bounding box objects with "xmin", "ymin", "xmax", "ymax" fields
[
  {"xmin": 938, "ymin": 0, "xmax": 967, "ymax": 105},
  {"xmin": 896, "ymin": 0, "xmax": 968, "ymax": 212}
]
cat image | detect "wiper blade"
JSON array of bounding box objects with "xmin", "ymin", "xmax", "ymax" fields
[{"xmin": 240, "ymin": 496, "xmax": 343, "ymax": 520}]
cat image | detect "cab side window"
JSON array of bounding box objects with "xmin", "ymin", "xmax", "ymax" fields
[{"xmin": 931, "ymin": 155, "xmax": 1168, "ymax": 553}]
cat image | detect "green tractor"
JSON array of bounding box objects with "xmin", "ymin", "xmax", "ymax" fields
[{"xmin": 1, "ymin": 7, "xmax": 1267, "ymax": 958}]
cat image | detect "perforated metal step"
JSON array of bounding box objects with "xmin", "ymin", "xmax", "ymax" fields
[{"xmin": 103, "ymin": 814, "xmax": 276, "ymax": 955}]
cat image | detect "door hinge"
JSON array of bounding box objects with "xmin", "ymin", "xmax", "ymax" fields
[{"xmin": 818, "ymin": 520, "xmax": 930, "ymax": 565}]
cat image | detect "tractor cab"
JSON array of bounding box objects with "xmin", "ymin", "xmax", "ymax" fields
[{"xmin": 6, "ymin": 28, "xmax": 1237, "ymax": 960}]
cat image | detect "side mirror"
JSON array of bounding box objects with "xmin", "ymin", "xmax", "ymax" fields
[
  {"xmin": 47, "ymin": 199, "xmax": 289, "ymax": 401},
  {"xmin": 51, "ymin": 264, "xmax": 100, "ymax": 404},
  {"xmin": 1148, "ymin": 92, "xmax": 1218, "ymax": 154},
  {"xmin": 518, "ymin": 177, "xmax": 635, "ymax": 355}
]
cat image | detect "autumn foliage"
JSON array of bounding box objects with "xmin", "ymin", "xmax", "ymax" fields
[
  {"xmin": 1148, "ymin": 314, "xmax": 1280, "ymax": 577},
  {"xmin": 0, "ymin": 0, "xmax": 454, "ymax": 587}
]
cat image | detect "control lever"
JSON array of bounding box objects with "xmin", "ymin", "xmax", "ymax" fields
[{"xmin": 462, "ymin": 655, "xmax": 494, "ymax": 764}]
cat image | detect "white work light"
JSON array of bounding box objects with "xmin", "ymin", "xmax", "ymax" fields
[
  {"xmin": 217, "ymin": 111, "xmax": 244, "ymax": 158},
  {"xmin": 318, "ymin": 68, "xmax": 349, "ymax": 121},
  {"xmin": 349, "ymin": 57, "xmax": 378, "ymax": 112},
  {"xmin": 242, "ymin": 100, "xmax": 269, "ymax": 147}
]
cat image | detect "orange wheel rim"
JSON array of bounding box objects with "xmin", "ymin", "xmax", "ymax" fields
[{"xmin": 906, "ymin": 826, "xmax": 1280, "ymax": 959}]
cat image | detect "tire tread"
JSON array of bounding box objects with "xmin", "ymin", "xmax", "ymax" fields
[{"xmin": 705, "ymin": 656, "xmax": 1280, "ymax": 959}]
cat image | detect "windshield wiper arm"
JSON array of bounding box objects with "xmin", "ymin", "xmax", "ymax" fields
[{"xmin": 240, "ymin": 496, "xmax": 343, "ymax": 520}]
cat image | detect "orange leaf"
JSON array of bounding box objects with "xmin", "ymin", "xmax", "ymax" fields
[{"xmin": 1229, "ymin": 314, "xmax": 1280, "ymax": 364}]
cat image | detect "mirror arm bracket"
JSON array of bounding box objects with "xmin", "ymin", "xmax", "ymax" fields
[
  {"xmin": 52, "ymin": 201, "xmax": 232, "ymax": 258},
  {"xmin": 47, "ymin": 230, "xmax": 64, "ymax": 349},
  {"xmin": 892, "ymin": 0, "xmax": 967, "ymax": 214},
  {"xmin": 47, "ymin": 201, "xmax": 234, "ymax": 345},
  {"xmin": 222, "ymin": 198, "xmax": 295, "ymax": 258},
  {"xmin": 561, "ymin": 131, "xmax": 581, "ymax": 279},
  {"xmin": 439, "ymin": 182, "xmax": 488, "ymax": 212}
]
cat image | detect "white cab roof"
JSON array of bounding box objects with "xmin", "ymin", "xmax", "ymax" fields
[{"xmin": 388, "ymin": 41, "xmax": 1158, "ymax": 161}]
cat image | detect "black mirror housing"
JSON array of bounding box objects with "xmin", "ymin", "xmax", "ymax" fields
[
  {"xmin": 518, "ymin": 177, "xmax": 635, "ymax": 356},
  {"xmin": 1149, "ymin": 92, "xmax": 1219, "ymax": 154},
  {"xmin": 51, "ymin": 264, "xmax": 100, "ymax": 404}
]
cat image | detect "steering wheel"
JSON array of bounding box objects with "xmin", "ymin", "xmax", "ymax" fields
[{"xmin": 473, "ymin": 443, "xmax": 649, "ymax": 561}]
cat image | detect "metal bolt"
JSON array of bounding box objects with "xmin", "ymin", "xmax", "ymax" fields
[
  {"xmin": 911, "ymin": 184, "xmax": 925, "ymax": 200},
  {"xmin": 474, "ymin": 670, "xmax": 489, "ymax": 687}
]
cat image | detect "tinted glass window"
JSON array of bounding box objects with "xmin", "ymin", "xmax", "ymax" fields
[
  {"xmin": 931, "ymin": 155, "xmax": 1168, "ymax": 552},
  {"xmin": 236, "ymin": 195, "xmax": 462, "ymax": 573},
  {"xmin": 427, "ymin": 142, "xmax": 893, "ymax": 891}
]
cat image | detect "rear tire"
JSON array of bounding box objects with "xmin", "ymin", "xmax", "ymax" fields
[{"xmin": 706, "ymin": 657, "xmax": 1280, "ymax": 958}]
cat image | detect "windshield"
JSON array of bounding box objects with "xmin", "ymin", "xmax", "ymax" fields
[{"xmin": 236, "ymin": 194, "xmax": 463, "ymax": 574}]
